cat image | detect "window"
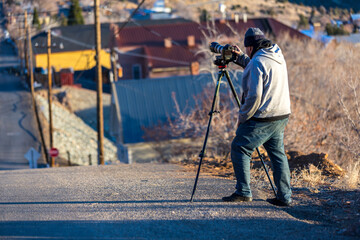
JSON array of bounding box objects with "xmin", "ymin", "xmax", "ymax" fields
[{"xmin": 132, "ymin": 64, "xmax": 142, "ymax": 79}]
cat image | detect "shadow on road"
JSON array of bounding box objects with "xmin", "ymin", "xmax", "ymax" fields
[
  {"xmin": 0, "ymin": 198, "xmax": 266, "ymax": 206},
  {"xmin": 0, "ymin": 218, "xmax": 334, "ymax": 240}
]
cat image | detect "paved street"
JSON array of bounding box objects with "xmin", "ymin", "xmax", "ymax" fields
[
  {"xmin": 0, "ymin": 164, "xmax": 353, "ymax": 240},
  {"xmin": 0, "ymin": 72, "xmax": 44, "ymax": 170},
  {"xmin": 0, "ymin": 4, "xmax": 43, "ymax": 170}
]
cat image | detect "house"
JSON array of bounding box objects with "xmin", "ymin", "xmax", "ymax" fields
[
  {"xmin": 31, "ymin": 24, "xmax": 112, "ymax": 84},
  {"xmin": 309, "ymin": 15, "xmax": 332, "ymax": 32},
  {"xmin": 110, "ymin": 18, "xmax": 202, "ymax": 80},
  {"xmin": 131, "ymin": 0, "xmax": 173, "ymax": 20},
  {"xmin": 334, "ymin": 33, "xmax": 360, "ymax": 46},
  {"xmin": 351, "ymin": 14, "xmax": 360, "ymax": 31},
  {"xmin": 31, "ymin": 24, "xmax": 111, "ymax": 71},
  {"xmin": 110, "ymin": 17, "xmax": 310, "ymax": 80}
]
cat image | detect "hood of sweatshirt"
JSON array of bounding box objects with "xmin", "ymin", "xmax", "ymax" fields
[{"xmin": 253, "ymin": 44, "xmax": 285, "ymax": 65}]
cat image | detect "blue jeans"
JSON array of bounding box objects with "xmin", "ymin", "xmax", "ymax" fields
[{"xmin": 231, "ymin": 118, "xmax": 291, "ymax": 203}]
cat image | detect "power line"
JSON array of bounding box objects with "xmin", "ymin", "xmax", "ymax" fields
[{"xmin": 117, "ymin": 0, "xmax": 145, "ymax": 33}]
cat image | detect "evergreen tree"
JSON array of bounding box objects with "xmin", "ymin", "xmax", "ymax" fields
[
  {"xmin": 298, "ymin": 14, "xmax": 309, "ymax": 29},
  {"xmin": 199, "ymin": 9, "xmax": 210, "ymax": 22},
  {"xmin": 67, "ymin": 0, "xmax": 84, "ymax": 26},
  {"xmin": 310, "ymin": 7, "xmax": 316, "ymax": 19},
  {"xmin": 60, "ymin": 13, "xmax": 68, "ymax": 26},
  {"xmin": 33, "ymin": 8, "xmax": 40, "ymax": 26},
  {"xmin": 325, "ymin": 24, "xmax": 349, "ymax": 36}
]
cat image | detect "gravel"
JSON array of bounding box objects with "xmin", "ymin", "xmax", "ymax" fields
[{"xmin": 35, "ymin": 95, "xmax": 118, "ymax": 166}]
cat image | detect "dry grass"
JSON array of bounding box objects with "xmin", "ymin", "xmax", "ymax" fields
[
  {"xmin": 336, "ymin": 162, "xmax": 360, "ymax": 189},
  {"xmin": 277, "ymin": 35, "xmax": 360, "ymax": 187},
  {"xmin": 293, "ymin": 165, "xmax": 326, "ymax": 192}
]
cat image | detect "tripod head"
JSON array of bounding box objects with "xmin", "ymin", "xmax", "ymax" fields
[{"xmin": 213, "ymin": 55, "xmax": 232, "ymax": 68}]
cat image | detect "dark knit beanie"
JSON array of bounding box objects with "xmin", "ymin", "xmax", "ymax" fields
[{"xmin": 244, "ymin": 28, "xmax": 265, "ymax": 47}]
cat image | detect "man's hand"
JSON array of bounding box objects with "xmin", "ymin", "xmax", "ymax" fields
[{"xmin": 232, "ymin": 45, "xmax": 243, "ymax": 55}]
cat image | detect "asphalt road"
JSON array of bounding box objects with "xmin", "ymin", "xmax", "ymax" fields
[
  {"xmin": 0, "ymin": 164, "xmax": 354, "ymax": 239},
  {"xmin": 0, "ymin": 72, "xmax": 43, "ymax": 170},
  {"xmin": 0, "ymin": 8, "xmax": 43, "ymax": 170}
]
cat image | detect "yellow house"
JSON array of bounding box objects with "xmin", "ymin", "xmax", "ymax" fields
[
  {"xmin": 34, "ymin": 49, "xmax": 111, "ymax": 72},
  {"xmin": 31, "ymin": 24, "xmax": 112, "ymax": 72}
]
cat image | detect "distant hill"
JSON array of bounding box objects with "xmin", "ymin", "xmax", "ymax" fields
[{"xmin": 289, "ymin": 0, "xmax": 360, "ymax": 12}]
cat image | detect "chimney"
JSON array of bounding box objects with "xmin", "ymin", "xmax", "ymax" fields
[
  {"xmin": 187, "ymin": 35, "xmax": 195, "ymax": 47},
  {"xmin": 190, "ymin": 62, "xmax": 199, "ymax": 75},
  {"xmin": 164, "ymin": 38, "xmax": 172, "ymax": 48},
  {"xmin": 243, "ymin": 13, "xmax": 247, "ymax": 23},
  {"xmin": 235, "ymin": 13, "xmax": 239, "ymax": 23}
]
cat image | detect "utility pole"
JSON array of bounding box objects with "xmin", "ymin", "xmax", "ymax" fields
[
  {"xmin": 27, "ymin": 17, "xmax": 34, "ymax": 94},
  {"xmin": 47, "ymin": 29, "xmax": 55, "ymax": 167},
  {"xmin": 94, "ymin": 0, "xmax": 104, "ymax": 165},
  {"xmin": 25, "ymin": 10, "xmax": 50, "ymax": 167},
  {"xmin": 24, "ymin": 11, "xmax": 29, "ymax": 81}
]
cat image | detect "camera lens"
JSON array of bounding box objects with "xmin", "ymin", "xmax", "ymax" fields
[{"xmin": 209, "ymin": 42, "xmax": 224, "ymax": 54}]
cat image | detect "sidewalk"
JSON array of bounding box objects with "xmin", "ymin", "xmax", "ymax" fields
[{"xmin": 0, "ymin": 163, "xmax": 350, "ymax": 239}]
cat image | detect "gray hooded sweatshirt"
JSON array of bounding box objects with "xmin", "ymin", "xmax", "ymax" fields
[{"xmin": 234, "ymin": 44, "xmax": 291, "ymax": 123}]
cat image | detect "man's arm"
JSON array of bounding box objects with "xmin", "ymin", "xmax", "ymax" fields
[
  {"xmin": 232, "ymin": 45, "xmax": 250, "ymax": 68},
  {"xmin": 238, "ymin": 63, "xmax": 264, "ymax": 124}
]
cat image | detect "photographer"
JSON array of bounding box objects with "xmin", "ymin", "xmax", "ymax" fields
[{"xmin": 222, "ymin": 28, "xmax": 292, "ymax": 206}]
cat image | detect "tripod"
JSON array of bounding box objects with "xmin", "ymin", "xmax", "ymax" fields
[{"xmin": 190, "ymin": 65, "xmax": 278, "ymax": 202}]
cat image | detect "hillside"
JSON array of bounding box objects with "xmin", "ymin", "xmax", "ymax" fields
[
  {"xmin": 171, "ymin": 0, "xmax": 313, "ymax": 27},
  {"xmin": 289, "ymin": 0, "xmax": 360, "ymax": 12}
]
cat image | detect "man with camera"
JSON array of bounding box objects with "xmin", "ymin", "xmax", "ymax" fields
[{"xmin": 222, "ymin": 28, "xmax": 292, "ymax": 206}]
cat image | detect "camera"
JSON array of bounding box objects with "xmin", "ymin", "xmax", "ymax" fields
[{"xmin": 209, "ymin": 42, "xmax": 236, "ymax": 66}]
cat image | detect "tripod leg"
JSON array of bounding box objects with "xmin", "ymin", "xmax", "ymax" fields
[
  {"xmin": 256, "ymin": 148, "xmax": 278, "ymax": 198},
  {"xmin": 224, "ymin": 70, "xmax": 278, "ymax": 199},
  {"xmin": 224, "ymin": 70, "xmax": 241, "ymax": 108},
  {"xmin": 190, "ymin": 71, "xmax": 224, "ymax": 202}
]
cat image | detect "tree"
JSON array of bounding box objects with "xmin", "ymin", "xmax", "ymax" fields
[
  {"xmin": 67, "ymin": 0, "xmax": 84, "ymax": 26},
  {"xmin": 325, "ymin": 24, "xmax": 349, "ymax": 36},
  {"xmin": 60, "ymin": 13, "xmax": 68, "ymax": 26},
  {"xmin": 310, "ymin": 7, "xmax": 316, "ymax": 19},
  {"xmin": 199, "ymin": 9, "xmax": 210, "ymax": 22},
  {"xmin": 298, "ymin": 14, "xmax": 309, "ymax": 29},
  {"xmin": 32, "ymin": 8, "xmax": 40, "ymax": 26},
  {"xmin": 318, "ymin": 5, "xmax": 326, "ymax": 15}
]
